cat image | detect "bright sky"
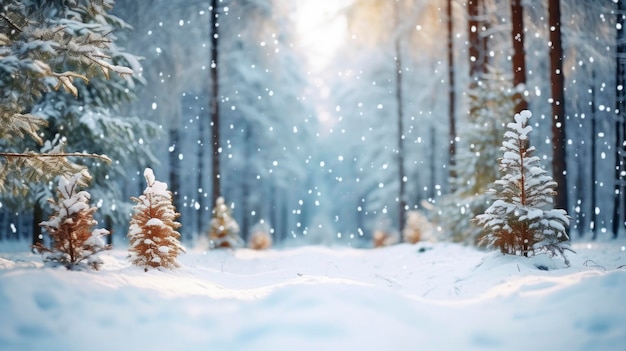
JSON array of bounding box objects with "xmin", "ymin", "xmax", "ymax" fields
[
  {"xmin": 294, "ymin": 0, "xmax": 350, "ymax": 73},
  {"xmin": 294, "ymin": 0, "xmax": 352, "ymax": 127}
]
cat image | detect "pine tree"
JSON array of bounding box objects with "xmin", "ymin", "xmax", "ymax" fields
[
  {"xmin": 473, "ymin": 110, "xmax": 571, "ymax": 262},
  {"xmin": 403, "ymin": 210, "xmax": 432, "ymax": 244},
  {"xmin": 248, "ymin": 222, "xmax": 272, "ymax": 250},
  {"xmin": 34, "ymin": 171, "xmax": 110, "ymax": 270},
  {"xmin": 128, "ymin": 168, "xmax": 185, "ymax": 271},
  {"xmin": 208, "ymin": 197, "xmax": 243, "ymax": 249}
]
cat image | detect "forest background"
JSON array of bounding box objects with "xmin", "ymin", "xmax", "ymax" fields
[{"xmin": 0, "ymin": 0, "xmax": 622, "ymax": 249}]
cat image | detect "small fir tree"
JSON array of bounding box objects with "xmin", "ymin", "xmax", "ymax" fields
[
  {"xmin": 473, "ymin": 110, "xmax": 571, "ymax": 262},
  {"xmin": 372, "ymin": 229, "xmax": 398, "ymax": 248},
  {"xmin": 34, "ymin": 171, "xmax": 110, "ymax": 270},
  {"xmin": 248, "ymin": 222, "xmax": 272, "ymax": 250},
  {"xmin": 128, "ymin": 168, "xmax": 185, "ymax": 271},
  {"xmin": 403, "ymin": 210, "xmax": 432, "ymax": 244},
  {"xmin": 208, "ymin": 197, "xmax": 243, "ymax": 249}
]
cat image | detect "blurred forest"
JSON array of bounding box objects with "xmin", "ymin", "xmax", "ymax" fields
[{"xmin": 0, "ymin": 0, "xmax": 623, "ymax": 247}]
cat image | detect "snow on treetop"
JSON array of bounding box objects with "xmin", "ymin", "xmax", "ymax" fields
[
  {"xmin": 507, "ymin": 110, "xmax": 533, "ymax": 141},
  {"xmin": 144, "ymin": 168, "xmax": 156, "ymax": 186},
  {"xmin": 143, "ymin": 168, "xmax": 170, "ymax": 198}
]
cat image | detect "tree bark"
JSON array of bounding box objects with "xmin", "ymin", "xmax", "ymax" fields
[
  {"xmin": 590, "ymin": 71, "xmax": 598, "ymax": 239},
  {"xmin": 510, "ymin": 0, "xmax": 528, "ymax": 113},
  {"xmin": 395, "ymin": 1, "xmax": 406, "ymax": 236},
  {"xmin": 31, "ymin": 203, "xmax": 43, "ymax": 249},
  {"xmin": 467, "ymin": 0, "xmax": 488, "ymax": 82},
  {"xmin": 614, "ymin": 0, "xmax": 625, "ymax": 238},
  {"xmin": 210, "ymin": 0, "xmax": 221, "ymax": 208},
  {"xmin": 447, "ymin": 0, "xmax": 457, "ymax": 191},
  {"xmin": 168, "ymin": 128, "xmax": 182, "ymax": 238},
  {"xmin": 548, "ymin": 0, "xmax": 568, "ymax": 213},
  {"xmin": 197, "ymin": 93, "xmax": 206, "ymax": 235}
]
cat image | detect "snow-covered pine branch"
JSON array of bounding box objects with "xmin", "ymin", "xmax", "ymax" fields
[{"xmin": 0, "ymin": 0, "xmax": 138, "ymax": 196}]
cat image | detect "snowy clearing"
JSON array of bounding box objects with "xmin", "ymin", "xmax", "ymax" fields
[{"xmin": 1, "ymin": 241, "xmax": 625, "ymax": 350}]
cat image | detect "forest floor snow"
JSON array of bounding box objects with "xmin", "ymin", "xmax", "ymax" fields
[{"xmin": 0, "ymin": 240, "xmax": 625, "ymax": 350}]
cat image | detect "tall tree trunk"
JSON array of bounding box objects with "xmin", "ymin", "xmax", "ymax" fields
[
  {"xmin": 241, "ymin": 124, "xmax": 252, "ymax": 242},
  {"xmin": 548, "ymin": 0, "xmax": 568, "ymax": 213},
  {"xmin": 429, "ymin": 125, "xmax": 436, "ymax": 201},
  {"xmin": 197, "ymin": 95, "xmax": 206, "ymax": 235},
  {"xmin": 105, "ymin": 215, "xmax": 113, "ymax": 246},
  {"xmin": 210, "ymin": 0, "xmax": 221, "ymax": 208},
  {"xmin": 614, "ymin": 0, "xmax": 625, "ymax": 238},
  {"xmin": 590, "ymin": 70, "xmax": 598, "ymax": 240},
  {"xmin": 447, "ymin": 0, "xmax": 457, "ymax": 191},
  {"xmin": 510, "ymin": 0, "xmax": 528, "ymax": 113},
  {"xmin": 395, "ymin": 2, "xmax": 406, "ymax": 236},
  {"xmin": 467, "ymin": 0, "xmax": 488, "ymax": 82},
  {"xmin": 31, "ymin": 203, "xmax": 43, "ymax": 249},
  {"xmin": 169, "ymin": 128, "xmax": 182, "ymax": 239}
]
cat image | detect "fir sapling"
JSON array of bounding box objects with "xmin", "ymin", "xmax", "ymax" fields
[
  {"xmin": 35, "ymin": 171, "xmax": 110, "ymax": 270},
  {"xmin": 473, "ymin": 110, "xmax": 572, "ymax": 264},
  {"xmin": 248, "ymin": 222, "xmax": 273, "ymax": 250},
  {"xmin": 208, "ymin": 197, "xmax": 244, "ymax": 249},
  {"xmin": 128, "ymin": 168, "xmax": 185, "ymax": 271}
]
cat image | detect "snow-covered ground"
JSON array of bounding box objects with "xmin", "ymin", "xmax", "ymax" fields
[{"xmin": 1, "ymin": 240, "xmax": 625, "ymax": 350}]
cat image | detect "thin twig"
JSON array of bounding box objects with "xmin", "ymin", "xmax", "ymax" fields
[
  {"xmin": 0, "ymin": 13, "xmax": 23, "ymax": 33},
  {"xmin": 0, "ymin": 152, "xmax": 111, "ymax": 162}
]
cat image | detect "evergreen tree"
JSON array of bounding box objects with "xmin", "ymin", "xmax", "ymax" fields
[
  {"xmin": 34, "ymin": 171, "xmax": 110, "ymax": 270},
  {"xmin": 208, "ymin": 197, "xmax": 243, "ymax": 249},
  {"xmin": 128, "ymin": 168, "xmax": 185, "ymax": 271},
  {"xmin": 403, "ymin": 210, "xmax": 432, "ymax": 244},
  {"xmin": 0, "ymin": 0, "xmax": 158, "ymax": 249},
  {"xmin": 248, "ymin": 222, "xmax": 272, "ymax": 250},
  {"xmin": 473, "ymin": 110, "xmax": 571, "ymax": 262}
]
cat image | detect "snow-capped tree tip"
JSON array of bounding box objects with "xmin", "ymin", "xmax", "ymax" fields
[
  {"xmin": 473, "ymin": 110, "xmax": 573, "ymax": 264},
  {"xmin": 128, "ymin": 168, "xmax": 185, "ymax": 271},
  {"xmin": 34, "ymin": 172, "xmax": 110, "ymax": 270}
]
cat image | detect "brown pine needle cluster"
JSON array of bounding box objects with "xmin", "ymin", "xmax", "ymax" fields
[{"xmin": 128, "ymin": 168, "xmax": 185, "ymax": 271}]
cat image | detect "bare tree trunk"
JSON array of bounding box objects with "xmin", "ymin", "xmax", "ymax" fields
[
  {"xmin": 548, "ymin": 0, "xmax": 568, "ymax": 213},
  {"xmin": 241, "ymin": 124, "xmax": 251, "ymax": 242},
  {"xmin": 31, "ymin": 203, "xmax": 43, "ymax": 249},
  {"xmin": 197, "ymin": 93, "xmax": 206, "ymax": 235},
  {"xmin": 210, "ymin": 0, "xmax": 221, "ymax": 208},
  {"xmin": 590, "ymin": 70, "xmax": 598, "ymax": 240},
  {"xmin": 614, "ymin": 0, "xmax": 625, "ymax": 238},
  {"xmin": 394, "ymin": 2, "xmax": 406, "ymax": 237},
  {"xmin": 510, "ymin": 0, "xmax": 528, "ymax": 113},
  {"xmin": 169, "ymin": 128, "xmax": 182, "ymax": 238},
  {"xmin": 105, "ymin": 215, "xmax": 113, "ymax": 246},
  {"xmin": 467, "ymin": 0, "xmax": 485, "ymax": 82},
  {"xmin": 447, "ymin": 0, "xmax": 457, "ymax": 191}
]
